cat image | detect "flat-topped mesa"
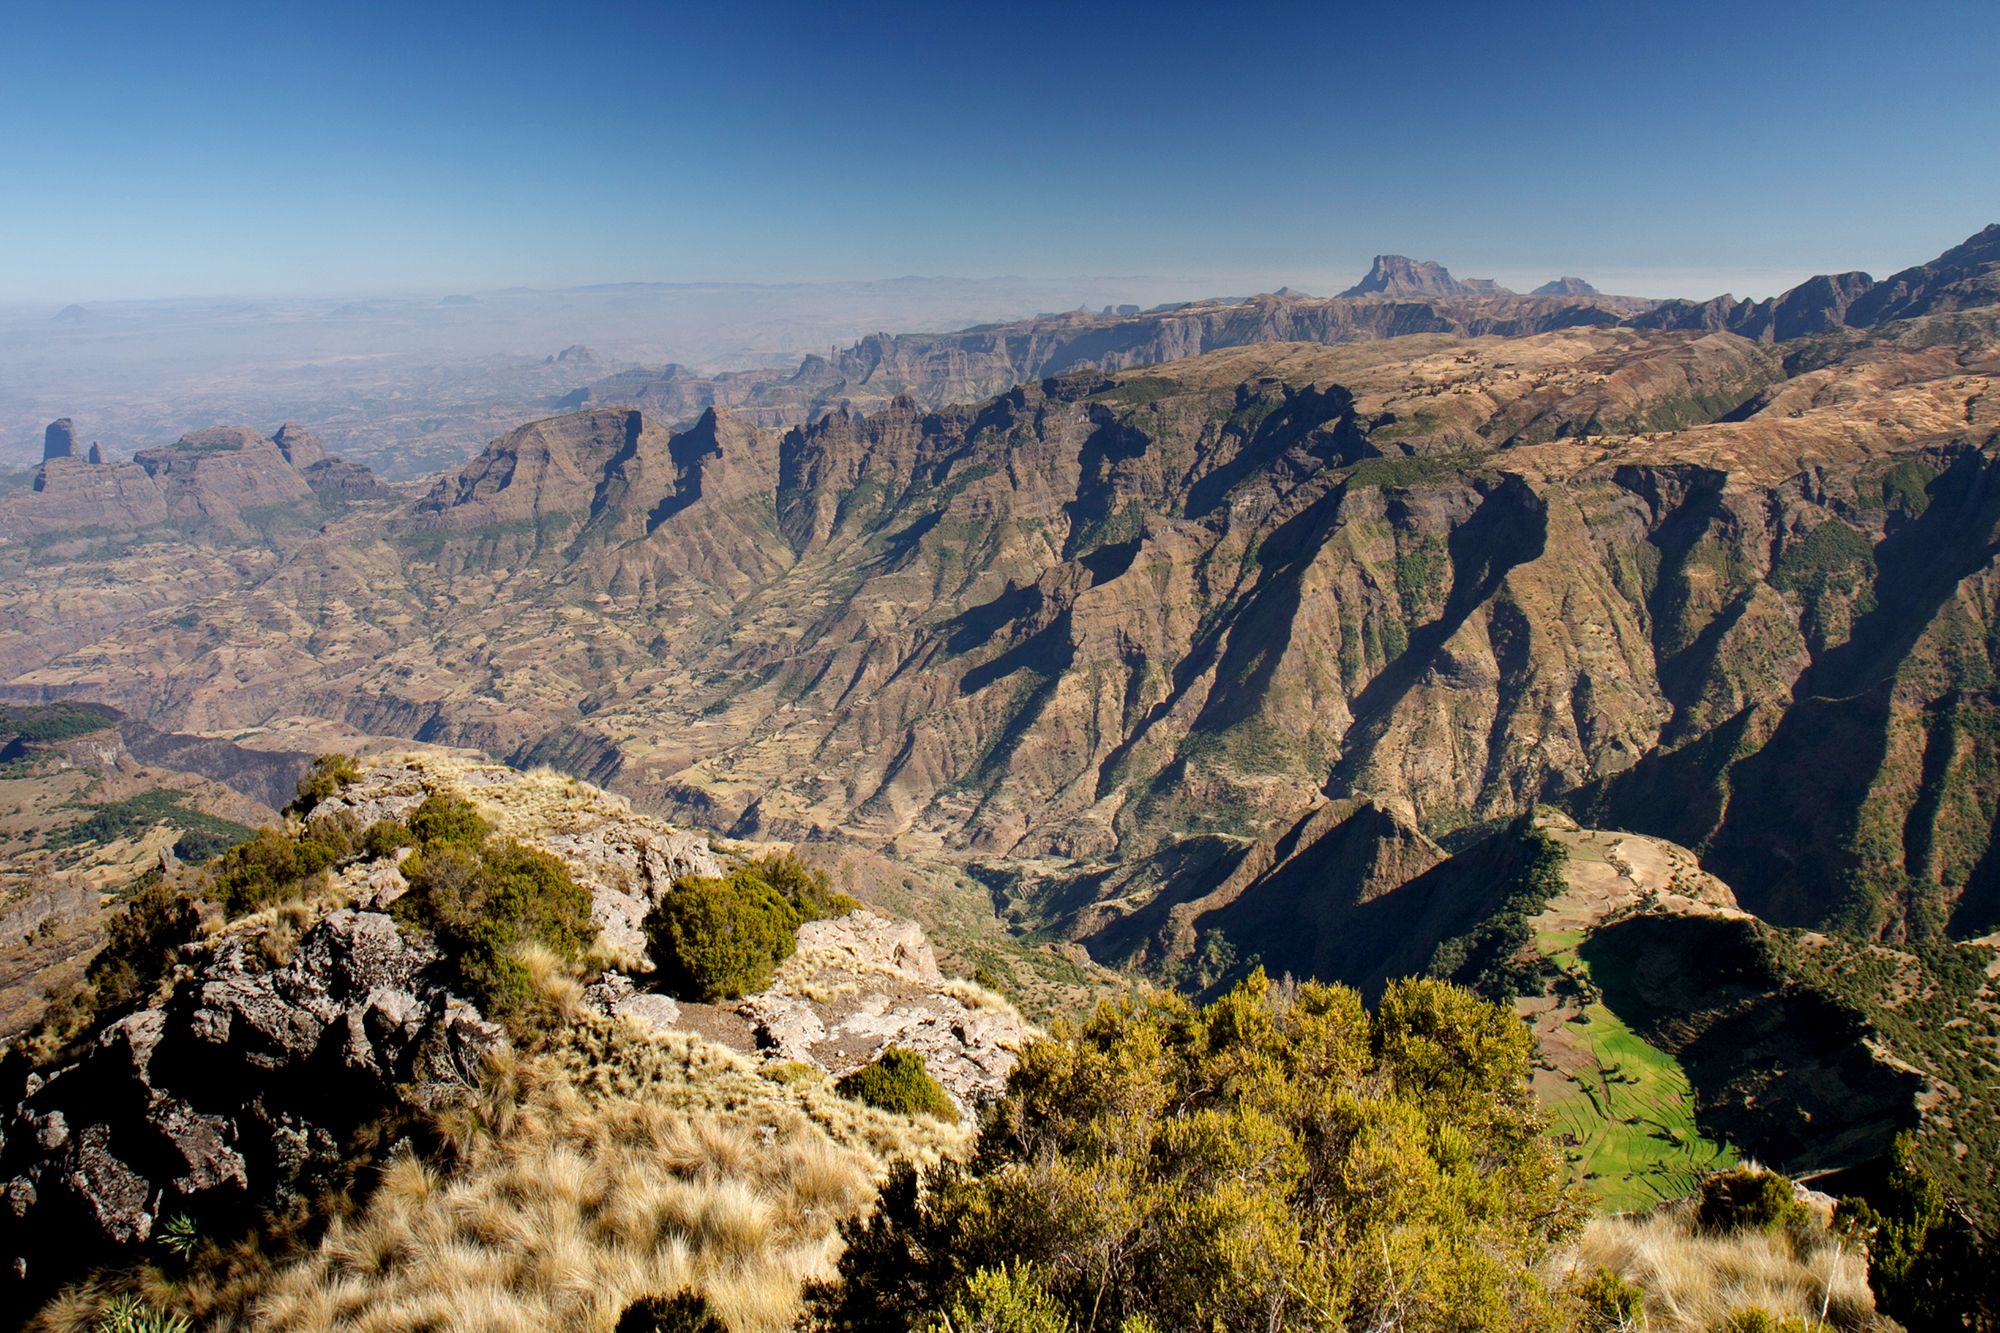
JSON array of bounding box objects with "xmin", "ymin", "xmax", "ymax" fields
[
  {"xmin": 1, "ymin": 422, "xmax": 386, "ymax": 546},
  {"xmin": 1340, "ymin": 254, "xmax": 1512, "ymax": 298},
  {"xmin": 42, "ymin": 419, "xmax": 77, "ymax": 461}
]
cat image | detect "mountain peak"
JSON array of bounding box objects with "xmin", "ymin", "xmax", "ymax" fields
[
  {"xmin": 1532, "ymin": 276, "xmax": 1600, "ymax": 297},
  {"xmin": 1339, "ymin": 255, "xmax": 1510, "ymax": 298}
]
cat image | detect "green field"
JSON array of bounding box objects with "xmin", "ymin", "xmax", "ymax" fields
[{"xmin": 1536, "ymin": 932, "xmax": 1737, "ymax": 1213}]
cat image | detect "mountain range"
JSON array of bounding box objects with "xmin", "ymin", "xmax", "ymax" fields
[{"xmin": 3, "ymin": 224, "xmax": 2000, "ymax": 1243}]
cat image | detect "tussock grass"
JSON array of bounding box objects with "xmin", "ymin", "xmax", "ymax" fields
[
  {"xmin": 1567, "ymin": 1197, "xmax": 1881, "ymax": 1331},
  {"xmin": 243, "ymin": 1014, "xmax": 952, "ymax": 1332}
]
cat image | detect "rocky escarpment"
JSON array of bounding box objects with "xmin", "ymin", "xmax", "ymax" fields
[
  {"xmin": 1637, "ymin": 223, "xmax": 2000, "ymax": 343},
  {"xmin": 561, "ymin": 287, "xmax": 1653, "ymax": 431},
  {"xmin": 0, "ymin": 421, "xmax": 387, "ymax": 548},
  {"xmin": 0, "ymin": 910, "xmax": 503, "ymax": 1286},
  {"xmin": 16, "ymin": 291, "xmax": 2000, "ymax": 949}
]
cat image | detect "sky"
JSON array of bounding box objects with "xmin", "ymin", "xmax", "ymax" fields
[{"xmin": 4, "ymin": 0, "xmax": 1997, "ymax": 304}]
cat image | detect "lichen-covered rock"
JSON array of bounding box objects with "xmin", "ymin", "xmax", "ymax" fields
[
  {"xmin": 634, "ymin": 909, "xmax": 1031, "ymax": 1121},
  {"xmin": 0, "ymin": 910, "xmax": 502, "ymax": 1288},
  {"xmin": 311, "ymin": 755, "xmax": 724, "ymax": 962}
]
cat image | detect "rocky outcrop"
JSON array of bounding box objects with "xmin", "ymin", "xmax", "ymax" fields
[
  {"xmin": 307, "ymin": 755, "xmax": 725, "ymax": 962},
  {"xmin": 271, "ymin": 422, "xmax": 325, "ymax": 469},
  {"xmin": 0, "ymin": 911, "xmax": 503, "ymax": 1282},
  {"xmin": 592, "ymin": 908, "xmax": 1030, "ymax": 1119},
  {"xmin": 41, "ymin": 421, "xmax": 76, "ymax": 462},
  {"xmin": 1340, "ymin": 255, "xmax": 1510, "ymax": 298},
  {"xmin": 0, "ymin": 423, "xmax": 385, "ymax": 546},
  {"xmin": 84, "ymin": 443, "xmax": 105, "ymax": 465},
  {"xmin": 1634, "ymin": 224, "xmax": 2000, "ymax": 343}
]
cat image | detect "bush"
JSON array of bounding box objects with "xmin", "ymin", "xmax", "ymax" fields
[
  {"xmin": 361, "ymin": 819, "xmax": 412, "ymax": 860},
  {"xmin": 393, "ymin": 836, "xmax": 595, "ymax": 1025},
  {"xmin": 813, "ymin": 972, "xmax": 1580, "ymax": 1333},
  {"xmin": 406, "ymin": 791, "xmax": 491, "ymax": 850},
  {"xmin": 209, "ymin": 822, "xmax": 351, "ymax": 916},
  {"xmin": 1837, "ymin": 1132, "xmax": 2000, "ymax": 1331},
  {"xmin": 1569, "ymin": 1266, "xmax": 1645, "ymax": 1331},
  {"xmin": 1697, "ymin": 1168, "xmax": 1817, "ymax": 1246},
  {"xmin": 746, "ymin": 851, "xmax": 858, "ymax": 921},
  {"xmin": 836, "ymin": 1047, "xmax": 956, "ymax": 1120},
  {"xmin": 613, "ymin": 1291, "xmax": 727, "ymax": 1333},
  {"xmin": 644, "ymin": 870, "xmax": 802, "ymax": 1001},
  {"xmin": 289, "ymin": 753, "xmax": 361, "ymax": 816},
  {"xmin": 917, "ymin": 1265, "xmax": 1070, "ymax": 1333},
  {"xmin": 90, "ymin": 879, "xmax": 202, "ymax": 1012}
]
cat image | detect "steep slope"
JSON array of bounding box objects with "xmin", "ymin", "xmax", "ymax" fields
[
  {"xmin": 563, "ymin": 288, "xmax": 1653, "ymax": 430},
  {"xmin": 10, "ymin": 307, "xmax": 2000, "ymax": 952}
]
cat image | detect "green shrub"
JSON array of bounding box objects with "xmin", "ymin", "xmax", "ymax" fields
[
  {"xmin": 747, "ymin": 850, "xmax": 858, "ymax": 921},
  {"xmin": 1569, "ymin": 1266, "xmax": 1645, "ymax": 1331},
  {"xmin": 1837, "ymin": 1133, "xmax": 2000, "ymax": 1331},
  {"xmin": 613, "ymin": 1291, "xmax": 727, "ymax": 1333},
  {"xmin": 361, "ymin": 818, "xmax": 412, "ymax": 859},
  {"xmin": 1696, "ymin": 1168, "xmax": 1816, "ymax": 1245},
  {"xmin": 918, "ymin": 1265, "xmax": 1070, "ymax": 1333},
  {"xmin": 209, "ymin": 823, "xmax": 350, "ymax": 916},
  {"xmin": 836, "ymin": 1047, "xmax": 956, "ymax": 1120},
  {"xmin": 406, "ymin": 791, "xmax": 491, "ymax": 850},
  {"xmin": 289, "ymin": 753, "xmax": 361, "ymax": 816},
  {"xmin": 90, "ymin": 879, "xmax": 202, "ymax": 1011},
  {"xmin": 644, "ymin": 870, "xmax": 802, "ymax": 1001},
  {"xmin": 814, "ymin": 972, "xmax": 1580, "ymax": 1333},
  {"xmin": 392, "ymin": 836, "xmax": 595, "ymax": 1025}
]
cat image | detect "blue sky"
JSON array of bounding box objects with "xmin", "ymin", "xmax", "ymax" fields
[{"xmin": 4, "ymin": 0, "xmax": 1996, "ymax": 302}]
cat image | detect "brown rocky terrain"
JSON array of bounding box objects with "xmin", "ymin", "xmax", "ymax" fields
[
  {"xmin": 559, "ymin": 286, "xmax": 1655, "ymax": 431},
  {"xmin": 0, "ymin": 754, "xmax": 1025, "ymax": 1297},
  {"xmin": 4, "ymin": 284, "xmax": 1996, "ymax": 957}
]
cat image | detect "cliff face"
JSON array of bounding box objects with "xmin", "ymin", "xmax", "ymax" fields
[
  {"xmin": 564, "ymin": 288, "xmax": 1654, "ymax": 431},
  {"xmin": 0, "ymin": 423, "xmax": 387, "ymax": 547},
  {"xmin": 1636, "ymin": 224, "xmax": 2000, "ymax": 343},
  {"xmin": 14, "ymin": 301, "xmax": 2000, "ymax": 950}
]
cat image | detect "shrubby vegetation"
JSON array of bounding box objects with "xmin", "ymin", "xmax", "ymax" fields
[
  {"xmin": 286, "ymin": 752, "xmax": 360, "ymax": 816},
  {"xmin": 388, "ymin": 792, "xmax": 594, "ymax": 1027},
  {"xmin": 812, "ymin": 971, "xmax": 1582, "ymax": 1332},
  {"xmin": 208, "ymin": 820, "xmax": 354, "ymax": 916},
  {"xmin": 834, "ymin": 1048, "xmax": 955, "ymax": 1121},
  {"xmin": 17, "ymin": 877, "xmax": 203, "ymax": 1064},
  {"xmin": 644, "ymin": 853, "xmax": 856, "ymax": 1002},
  {"xmin": 1837, "ymin": 1133, "xmax": 1999, "ymax": 1331},
  {"xmin": 1428, "ymin": 819, "xmax": 1568, "ymax": 1000}
]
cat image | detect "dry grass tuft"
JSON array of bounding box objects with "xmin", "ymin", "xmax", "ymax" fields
[
  {"xmin": 1568, "ymin": 1198, "xmax": 1882, "ymax": 1331},
  {"xmin": 241, "ymin": 1013, "xmax": 951, "ymax": 1332}
]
